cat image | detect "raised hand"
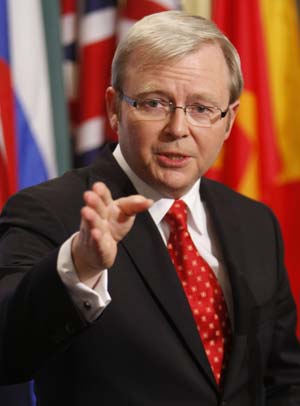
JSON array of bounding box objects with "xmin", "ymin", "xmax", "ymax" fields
[{"xmin": 72, "ymin": 182, "xmax": 153, "ymax": 285}]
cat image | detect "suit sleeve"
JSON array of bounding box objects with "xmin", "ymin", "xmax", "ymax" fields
[
  {"xmin": 0, "ymin": 189, "xmax": 88, "ymax": 384},
  {"xmin": 265, "ymin": 210, "xmax": 300, "ymax": 405}
]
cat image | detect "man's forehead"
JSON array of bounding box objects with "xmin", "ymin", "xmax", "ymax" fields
[
  {"xmin": 126, "ymin": 42, "xmax": 224, "ymax": 69},
  {"xmin": 124, "ymin": 44, "xmax": 229, "ymax": 84},
  {"xmin": 122, "ymin": 44, "xmax": 231, "ymax": 102}
]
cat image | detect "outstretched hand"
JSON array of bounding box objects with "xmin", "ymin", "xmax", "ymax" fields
[{"xmin": 72, "ymin": 182, "xmax": 153, "ymax": 285}]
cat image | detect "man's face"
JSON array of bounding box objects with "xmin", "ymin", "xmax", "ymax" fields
[{"xmin": 106, "ymin": 44, "xmax": 239, "ymax": 198}]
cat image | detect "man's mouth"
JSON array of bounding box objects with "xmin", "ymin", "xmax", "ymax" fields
[
  {"xmin": 163, "ymin": 153, "xmax": 187, "ymax": 160},
  {"xmin": 156, "ymin": 152, "xmax": 191, "ymax": 166}
]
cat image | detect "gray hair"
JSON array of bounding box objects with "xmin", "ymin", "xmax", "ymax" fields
[{"xmin": 111, "ymin": 11, "xmax": 243, "ymax": 103}]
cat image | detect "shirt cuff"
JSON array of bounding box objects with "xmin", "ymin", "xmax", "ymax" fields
[{"xmin": 57, "ymin": 233, "xmax": 111, "ymax": 322}]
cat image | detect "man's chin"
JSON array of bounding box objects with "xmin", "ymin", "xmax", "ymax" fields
[{"xmin": 154, "ymin": 179, "xmax": 195, "ymax": 199}]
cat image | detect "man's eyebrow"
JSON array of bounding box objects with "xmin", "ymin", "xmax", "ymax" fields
[
  {"xmin": 188, "ymin": 92, "xmax": 221, "ymax": 105},
  {"xmin": 133, "ymin": 88, "xmax": 222, "ymax": 106},
  {"xmin": 135, "ymin": 89, "xmax": 170, "ymax": 98},
  {"xmin": 135, "ymin": 89, "xmax": 173, "ymax": 101}
]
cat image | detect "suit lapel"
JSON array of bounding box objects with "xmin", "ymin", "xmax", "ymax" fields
[
  {"xmin": 122, "ymin": 210, "xmax": 218, "ymax": 387},
  {"xmin": 201, "ymin": 178, "xmax": 258, "ymax": 393}
]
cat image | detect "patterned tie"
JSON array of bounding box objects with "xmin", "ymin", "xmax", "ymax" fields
[{"xmin": 164, "ymin": 200, "xmax": 232, "ymax": 385}]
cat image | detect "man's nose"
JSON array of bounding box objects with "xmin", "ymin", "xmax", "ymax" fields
[{"xmin": 165, "ymin": 107, "xmax": 189, "ymax": 138}]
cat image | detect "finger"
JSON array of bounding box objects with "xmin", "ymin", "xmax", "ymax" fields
[
  {"xmin": 84, "ymin": 181, "xmax": 114, "ymax": 219},
  {"xmin": 84, "ymin": 190, "xmax": 108, "ymax": 219},
  {"xmin": 79, "ymin": 208, "xmax": 112, "ymax": 257},
  {"xmin": 115, "ymin": 195, "xmax": 153, "ymax": 217},
  {"xmin": 92, "ymin": 182, "xmax": 113, "ymax": 207},
  {"xmin": 81, "ymin": 213, "xmax": 116, "ymax": 265},
  {"xmin": 80, "ymin": 206, "xmax": 105, "ymax": 235},
  {"xmin": 90, "ymin": 227, "xmax": 102, "ymax": 242}
]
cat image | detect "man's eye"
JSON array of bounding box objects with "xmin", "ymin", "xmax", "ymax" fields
[
  {"xmin": 192, "ymin": 104, "xmax": 210, "ymax": 114},
  {"xmin": 140, "ymin": 99, "xmax": 165, "ymax": 109}
]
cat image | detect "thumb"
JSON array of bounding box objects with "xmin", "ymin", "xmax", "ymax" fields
[{"xmin": 115, "ymin": 195, "xmax": 153, "ymax": 219}]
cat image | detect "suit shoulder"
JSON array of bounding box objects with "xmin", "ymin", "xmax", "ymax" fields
[
  {"xmin": 6, "ymin": 167, "xmax": 89, "ymax": 208},
  {"xmin": 202, "ymin": 177, "xmax": 274, "ymax": 215},
  {"xmin": 0, "ymin": 166, "xmax": 93, "ymax": 238}
]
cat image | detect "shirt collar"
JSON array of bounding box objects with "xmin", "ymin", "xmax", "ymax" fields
[{"xmin": 113, "ymin": 144, "xmax": 206, "ymax": 234}]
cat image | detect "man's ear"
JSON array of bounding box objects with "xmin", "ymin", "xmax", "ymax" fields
[
  {"xmin": 105, "ymin": 86, "xmax": 119, "ymax": 132},
  {"xmin": 224, "ymin": 100, "xmax": 240, "ymax": 139}
]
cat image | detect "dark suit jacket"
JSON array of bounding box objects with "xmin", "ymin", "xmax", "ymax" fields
[{"xmin": 0, "ymin": 144, "xmax": 299, "ymax": 406}]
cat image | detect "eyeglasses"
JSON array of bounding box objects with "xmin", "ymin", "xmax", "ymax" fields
[{"xmin": 119, "ymin": 92, "xmax": 229, "ymax": 128}]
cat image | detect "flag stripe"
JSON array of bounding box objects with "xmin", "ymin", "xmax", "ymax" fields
[
  {"xmin": 8, "ymin": 0, "xmax": 57, "ymax": 184},
  {"xmin": 0, "ymin": 84, "xmax": 12, "ymax": 207},
  {"xmin": 60, "ymin": 0, "xmax": 78, "ymax": 129},
  {"xmin": 0, "ymin": 63, "xmax": 18, "ymax": 197},
  {"xmin": 0, "ymin": 0, "xmax": 18, "ymax": 198},
  {"xmin": 118, "ymin": 0, "xmax": 179, "ymax": 56},
  {"xmin": 78, "ymin": 38, "xmax": 116, "ymax": 122},
  {"xmin": 80, "ymin": 7, "xmax": 116, "ymax": 45},
  {"xmin": 84, "ymin": 0, "xmax": 117, "ymax": 14},
  {"xmin": 42, "ymin": 0, "xmax": 71, "ymax": 175},
  {"xmin": 76, "ymin": 117, "xmax": 105, "ymax": 153},
  {"xmin": 64, "ymin": 43, "xmax": 77, "ymax": 61},
  {"xmin": 121, "ymin": 0, "xmax": 172, "ymax": 20},
  {"xmin": 0, "ymin": 0, "xmax": 9, "ymax": 62},
  {"xmin": 14, "ymin": 96, "xmax": 49, "ymax": 188},
  {"xmin": 60, "ymin": 0, "xmax": 76, "ymax": 15},
  {"xmin": 61, "ymin": 13, "xmax": 77, "ymax": 44}
]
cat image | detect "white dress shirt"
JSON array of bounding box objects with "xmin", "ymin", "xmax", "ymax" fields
[{"xmin": 57, "ymin": 144, "xmax": 233, "ymax": 323}]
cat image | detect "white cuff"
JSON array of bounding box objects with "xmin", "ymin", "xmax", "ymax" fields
[{"xmin": 57, "ymin": 233, "xmax": 111, "ymax": 322}]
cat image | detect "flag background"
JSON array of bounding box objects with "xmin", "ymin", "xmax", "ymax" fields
[
  {"xmin": 209, "ymin": 0, "xmax": 300, "ymax": 331},
  {"xmin": 0, "ymin": 1, "xmax": 299, "ymax": 405},
  {"xmin": 0, "ymin": 0, "xmax": 70, "ymax": 209},
  {"xmin": 0, "ymin": 0, "xmax": 70, "ymax": 404}
]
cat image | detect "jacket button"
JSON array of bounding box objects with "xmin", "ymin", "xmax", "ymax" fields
[{"xmin": 83, "ymin": 300, "xmax": 91, "ymax": 310}]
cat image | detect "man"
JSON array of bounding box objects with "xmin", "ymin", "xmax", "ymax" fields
[{"xmin": 0, "ymin": 11, "xmax": 300, "ymax": 406}]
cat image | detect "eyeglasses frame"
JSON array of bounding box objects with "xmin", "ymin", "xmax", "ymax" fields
[{"xmin": 119, "ymin": 91, "xmax": 229, "ymax": 126}]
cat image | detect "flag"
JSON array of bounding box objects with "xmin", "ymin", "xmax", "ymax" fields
[
  {"xmin": 63, "ymin": 0, "xmax": 180, "ymax": 167},
  {"xmin": 62, "ymin": 0, "xmax": 119, "ymax": 167},
  {"xmin": 211, "ymin": 0, "xmax": 300, "ymax": 328},
  {"xmin": 0, "ymin": 0, "xmax": 71, "ymax": 403},
  {"xmin": 4, "ymin": 0, "xmax": 57, "ymax": 192},
  {"xmin": 118, "ymin": 0, "xmax": 181, "ymax": 39},
  {"xmin": 0, "ymin": 0, "xmax": 18, "ymax": 209},
  {"xmin": 259, "ymin": 0, "xmax": 300, "ymax": 329},
  {"xmin": 0, "ymin": 0, "xmax": 70, "ymax": 212},
  {"xmin": 42, "ymin": 0, "xmax": 71, "ymax": 176},
  {"xmin": 60, "ymin": 0, "xmax": 78, "ymax": 160}
]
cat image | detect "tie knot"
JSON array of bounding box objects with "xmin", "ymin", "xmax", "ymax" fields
[{"xmin": 164, "ymin": 200, "xmax": 188, "ymax": 230}]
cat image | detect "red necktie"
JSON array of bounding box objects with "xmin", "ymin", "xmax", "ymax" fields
[{"xmin": 164, "ymin": 200, "xmax": 232, "ymax": 385}]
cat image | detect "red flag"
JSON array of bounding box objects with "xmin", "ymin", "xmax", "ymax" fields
[
  {"xmin": 119, "ymin": 0, "xmax": 180, "ymax": 39},
  {"xmin": 0, "ymin": 59, "xmax": 18, "ymax": 210},
  {"xmin": 211, "ymin": 0, "xmax": 300, "ymax": 329}
]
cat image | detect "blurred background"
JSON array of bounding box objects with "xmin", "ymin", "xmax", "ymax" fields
[{"xmin": 0, "ymin": 0, "xmax": 299, "ymax": 404}]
